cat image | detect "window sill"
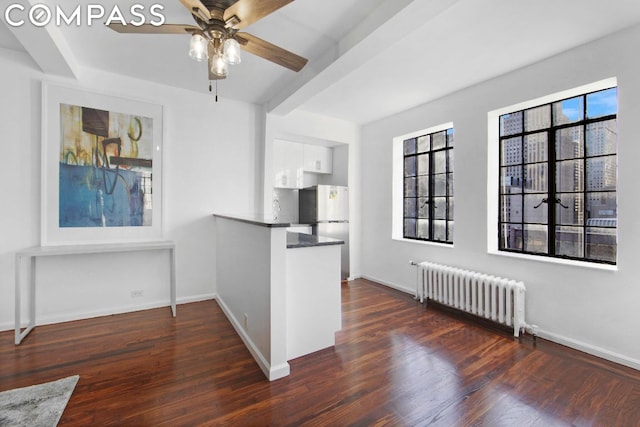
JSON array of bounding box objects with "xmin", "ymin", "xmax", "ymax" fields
[
  {"xmin": 487, "ymin": 249, "xmax": 618, "ymax": 271},
  {"xmin": 393, "ymin": 237, "xmax": 455, "ymax": 249}
]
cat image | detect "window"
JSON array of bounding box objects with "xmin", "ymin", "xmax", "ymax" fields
[
  {"xmin": 403, "ymin": 128, "xmax": 454, "ymax": 243},
  {"xmin": 498, "ymin": 87, "xmax": 617, "ymax": 264}
]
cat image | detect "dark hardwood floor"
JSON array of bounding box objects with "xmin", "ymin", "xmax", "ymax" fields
[{"xmin": 1, "ymin": 279, "xmax": 639, "ymax": 426}]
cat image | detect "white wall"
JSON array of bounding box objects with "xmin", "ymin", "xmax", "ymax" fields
[
  {"xmin": 0, "ymin": 48, "xmax": 260, "ymax": 331},
  {"xmin": 360, "ymin": 24, "xmax": 640, "ymax": 369}
]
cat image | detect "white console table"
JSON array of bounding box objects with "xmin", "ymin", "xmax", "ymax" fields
[{"xmin": 15, "ymin": 240, "xmax": 176, "ymax": 345}]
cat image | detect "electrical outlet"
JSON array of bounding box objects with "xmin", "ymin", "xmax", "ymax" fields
[
  {"xmin": 131, "ymin": 290, "xmax": 144, "ymax": 298},
  {"xmin": 243, "ymin": 313, "xmax": 248, "ymax": 329}
]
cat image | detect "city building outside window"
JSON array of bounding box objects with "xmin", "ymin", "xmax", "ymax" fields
[
  {"xmin": 498, "ymin": 86, "xmax": 617, "ymax": 264},
  {"xmin": 403, "ymin": 127, "xmax": 454, "ymax": 244}
]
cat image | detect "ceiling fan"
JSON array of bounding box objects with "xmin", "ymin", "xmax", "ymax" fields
[{"xmin": 107, "ymin": 0, "xmax": 308, "ymax": 84}]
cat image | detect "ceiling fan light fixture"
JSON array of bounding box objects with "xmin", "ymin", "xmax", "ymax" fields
[
  {"xmin": 223, "ymin": 38, "xmax": 242, "ymax": 65},
  {"xmin": 189, "ymin": 33, "xmax": 209, "ymax": 62},
  {"xmin": 211, "ymin": 51, "xmax": 228, "ymax": 77},
  {"xmin": 108, "ymin": 0, "xmax": 309, "ymax": 92}
]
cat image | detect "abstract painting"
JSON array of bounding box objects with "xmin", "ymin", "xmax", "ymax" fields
[
  {"xmin": 59, "ymin": 104, "xmax": 153, "ymax": 228},
  {"xmin": 42, "ymin": 83, "xmax": 163, "ymax": 245}
]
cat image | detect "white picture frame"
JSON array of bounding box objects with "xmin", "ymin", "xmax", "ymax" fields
[{"xmin": 41, "ymin": 82, "xmax": 164, "ymax": 246}]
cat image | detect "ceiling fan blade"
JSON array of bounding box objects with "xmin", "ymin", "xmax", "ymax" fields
[
  {"xmin": 107, "ymin": 23, "xmax": 198, "ymax": 34},
  {"xmin": 179, "ymin": 0, "xmax": 212, "ymax": 21},
  {"xmin": 237, "ymin": 32, "xmax": 307, "ymax": 72},
  {"xmin": 224, "ymin": 0, "xmax": 293, "ymax": 29}
]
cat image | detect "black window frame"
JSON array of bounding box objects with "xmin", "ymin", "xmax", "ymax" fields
[
  {"xmin": 498, "ymin": 87, "xmax": 618, "ymax": 265},
  {"xmin": 403, "ymin": 127, "xmax": 454, "ymax": 244}
]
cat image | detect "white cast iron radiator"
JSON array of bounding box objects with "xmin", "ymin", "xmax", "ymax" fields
[{"xmin": 412, "ymin": 261, "xmax": 526, "ymax": 337}]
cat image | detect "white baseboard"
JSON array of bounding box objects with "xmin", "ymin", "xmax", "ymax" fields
[
  {"xmin": 0, "ymin": 294, "xmax": 217, "ymax": 333},
  {"xmin": 535, "ymin": 329, "xmax": 640, "ymax": 371},
  {"xmin": 361, "ymin": 274, "xmax": 416, "ymax": 296},
  {"xmin": 0, "ymin": 321, "xmax": 14, "ymax": 332},
  {"xmin": 177, "ymin": 293, "xmax": 216, "ymax": 305},
  {"xmin": 215, "ymin": 296, "xmax": 290, "ymax": 381},
  {"xmin": 20, "ymin": 300, "xmax": 175, "ymax": 329}
]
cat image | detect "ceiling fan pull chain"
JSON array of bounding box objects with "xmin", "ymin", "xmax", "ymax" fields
[{"xmin": 207, "ymin": 80, "xmax": 219, "ymax": 102}]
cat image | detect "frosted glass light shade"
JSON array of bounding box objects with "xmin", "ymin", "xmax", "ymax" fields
[
  {"xmin": 189, "ymin": 34, "xmax": 208, "ymax": 62},
  {"xmin": 211, "ymin": 52, "xmax": 228, "ymax": 77},
  {"xmin": 223, "ymin": 38, "xmax": 241, "ymax": 65}
]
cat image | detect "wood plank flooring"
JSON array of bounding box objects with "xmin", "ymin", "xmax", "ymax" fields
[{"xmin": 1, "ymin": 279, "xmax": 639, "ymax": 426}]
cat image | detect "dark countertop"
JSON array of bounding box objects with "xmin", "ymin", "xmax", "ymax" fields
[
  {"xmin": 214, "ymin": 215, "xmax": 340, "ymax": 248},
  {"xmin": 287, "ymin": 232, "xmax": 344, "ymax": 249},
  {"xmin": 213, "ymin": 214, "xmax": 292, "ymax": 228}
]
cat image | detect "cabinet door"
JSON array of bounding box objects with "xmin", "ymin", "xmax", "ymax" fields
[
  {"xmin": 303, "ymin": 145, "xmax": 333, "ymax": 174},
  {"xmin": 274, "ymin": 140, "xmax": 303, "ymax": 188},
  {"xmin": 318, "ymin": 146, "xmax": 333, "ymax": 173}
]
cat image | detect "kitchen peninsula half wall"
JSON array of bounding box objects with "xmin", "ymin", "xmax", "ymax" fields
[{"xmin": 213, "ymin": 214, "xmax": 343, "ymax": 381}]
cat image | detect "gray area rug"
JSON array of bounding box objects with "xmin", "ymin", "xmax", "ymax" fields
[{"xmin": 0, "ymin": 375, "xmax": 79, "ymax": 427}]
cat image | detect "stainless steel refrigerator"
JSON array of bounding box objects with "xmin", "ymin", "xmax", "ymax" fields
[{"xmin": 299, "ymin": 185, "xmax": 349, "ymax": 279}]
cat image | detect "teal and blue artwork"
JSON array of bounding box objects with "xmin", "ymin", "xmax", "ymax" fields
[{"xmin": 59, "ymin": 104, "xmax": 153, "ymax": 228}]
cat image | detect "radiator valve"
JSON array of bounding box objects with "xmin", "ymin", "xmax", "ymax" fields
[{"xmin": 524, "ymin": 324, "xmax": 540, "ymax": 339}]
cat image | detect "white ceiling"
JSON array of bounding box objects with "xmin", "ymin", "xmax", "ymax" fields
[
  {"xmin": 0, "ymin": 17, "xmax": 24, "ymax": 51},
  {"xmin": 3, "ymin": 0, "xmax": 640, "ymax": 125}
]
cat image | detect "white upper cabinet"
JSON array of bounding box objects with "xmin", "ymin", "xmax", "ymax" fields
[
  {"xmin": 303, "ymin": 145, "xmax": 333, "ymax": 174},
  {"xmin": 273, "ymin": 141, "xmax": 333, "ymax": 188},
  {"xmin": 273, "ymin": 140, "xmax": 303, "ymax": 188}
]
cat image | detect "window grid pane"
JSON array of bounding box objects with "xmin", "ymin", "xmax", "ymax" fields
[
  {"xmin": 498, "ymin": 87, "xmax": 617, "ymax": 264},
  {"xmin": 403, "ymin": 128, "xmax": 454, "ymax": 244}
]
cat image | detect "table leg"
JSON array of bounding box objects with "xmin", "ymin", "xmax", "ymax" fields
[
  {"xmin": 14, "ymin": 254, "xmax": 21, "ymax": 345},
  {"xmin": 15, "ymin": 255, "xmax": 36, "ymax": 345},
  {"xmin": 170, "ymin": 247, "xmax": 176, "ymax": 317},
  {"xmin": 29, "ymin": 256, "xmax": 36, "ymax": 329}
]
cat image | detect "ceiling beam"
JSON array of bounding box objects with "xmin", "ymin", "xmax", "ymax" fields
[
  {"xmin": 265, "ymin": 0, "xmax": 462, "ymax": 117},
  {"xmin": 4, "ymin": 2, "xmax": 79, "ymax": 78}
]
